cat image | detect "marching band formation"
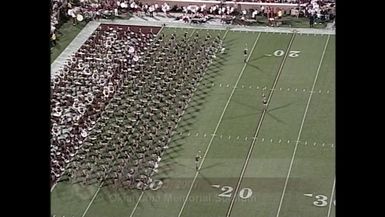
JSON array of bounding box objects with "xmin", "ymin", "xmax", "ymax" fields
[{"xmin": 51, "ymin": 24, "xmax": 224, "ymax": 189}]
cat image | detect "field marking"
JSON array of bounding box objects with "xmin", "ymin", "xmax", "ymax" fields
[
  {"xmin": 177, "ymin": 31, "xmax": 261, "ymax": 217},
  {"xmin": 129, "ymin": 191, "xmax": 144, "ymax": 217},
  {"xmin": 206, "ymin": 83, "xmax": 332, "ymax": 95},
  {"xmin": 81, "ymin": 182, "xmax": 104, "ymax": 217},
  {"xmin": 179, "ymin": 130, "xmax": 333, "ymax": 148},
  {"xmin": 275, "ymin": 34, "xmax": 330, "ymax": 217},
  {"xmin": 226, "ymin": 32, "xmax": 297, "ymax": 217},
  {"xmin": 327, "ymin": 178, "xmax": 336, "ymax": 217}
]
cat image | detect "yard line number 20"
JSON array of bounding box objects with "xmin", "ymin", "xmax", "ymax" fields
[
  {"xmin": 273, "ymin": 50, "xmax": 301, "ymax": 57},
  {"xmin": 217, "ymin": 185, "xmax": 253, "ymax": 199}
]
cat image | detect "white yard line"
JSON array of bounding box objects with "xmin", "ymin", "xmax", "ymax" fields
[
  {"xmin": 81, "ymin": 182, "xmax": 104, "ymax": 217},
  {"xmin": 177, "ymin": 32, "xmax": 262, "ymax": 217},
  {"xmin": 327, "ymin": 178, "xmax": 336, "ymax": 217},
  {"xmin": 129, "ymin": 192, "xmax": 144, "ymax": 217},
  {"xmin": 275, "ymin": 34, "xmax": 330, "ymax": 217},
  {"xmin": 226, "ymin": 32, "xmax": 297, "ymax": 217}
]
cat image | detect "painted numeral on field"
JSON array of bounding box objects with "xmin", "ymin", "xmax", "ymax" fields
[
  {"xmin": 239, "ymin": 187, "xmax": 253, "ymax": 199},
  {"xmin": 218, "ymin": 186, "xmax": 233, "ymax": 198},
  {"xmin": 216, "ymin": 185, "xmax": 253, "ymax": 199},
  {"xmin": 273, "ymin": 50, "xmax": 285, "ymax": 57},
  {"xmin": 289, "ymin": 50, "xmax": 301, "ymax": 57},
  {"xmin": 273, "ymin": 50, "xmax": 301, "ymax": 57},
  {"xmin": 149, "ymin": 179, "xmax": 163, "ymax": 191},
  {"xmin": 304, "ymin": 194, "xmax": 329, "ymax": 207},
  {"xmin": 313, "ymin": 194, "xmax": 328, "ymax": 207}
]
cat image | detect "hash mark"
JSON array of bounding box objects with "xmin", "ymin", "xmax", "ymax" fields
[
  {"xmin": 195, "ymin": 133, "xmax": 199, "ymax": 136},
  {"xmin": 245, "ymin": 137, "xmax": 248, "ymax": 141},
  {"xmin": 261, "ymin": 138, "xmax": 265, "ymax": 142}
]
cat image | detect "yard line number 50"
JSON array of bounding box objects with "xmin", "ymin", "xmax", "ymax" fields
[{"xmin": 273, "ymin": 50, "xmax": 301, "ymax": 57}]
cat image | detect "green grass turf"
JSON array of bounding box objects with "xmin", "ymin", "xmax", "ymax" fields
[
  {"xmin": 51, "ymin": 20, "xmax": 88, "ymax": 63},
  {"xmin": 51, "ymin": 26, "xmax": 335, "ymax": 217}
]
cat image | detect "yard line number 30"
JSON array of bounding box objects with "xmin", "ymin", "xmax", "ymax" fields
[
  {"xmin": 304, "ymin": 194, "xmax": 336, "ymax": 207},
  {"xmin": 273, "ymin": 50, "xmax": 301, "ymax": 57}
]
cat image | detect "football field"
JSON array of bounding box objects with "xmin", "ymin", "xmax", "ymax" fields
[{"xmin": 51, "ymin": 25, "xmax": 335, "ymax": 217}]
